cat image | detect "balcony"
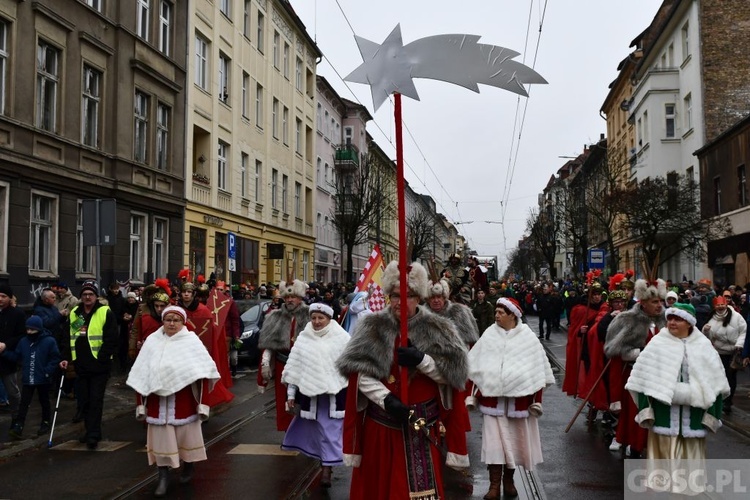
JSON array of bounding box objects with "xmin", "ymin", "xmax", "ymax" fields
[
  {"xmin": 192, "ymin": 183, "xmax": 210, "ymax": 205},
  {"xmin": 334, "ymin": 144, "xmax": 359, "ymax": 168}
]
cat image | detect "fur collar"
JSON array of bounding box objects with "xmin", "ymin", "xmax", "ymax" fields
[
  {"xmin": 258, "ymin": 303, "xmax": 309, "ymax": 351},
  {"xmin": 625, "ymin": 327, "xmax": 730, "ymax": 409},
  {"xmin": 604, "ymin": 304, "xmax": 666, "ymax": 358},
  {"xmin": 438, "ymin": 302, "xmax": 479, "ymax": 345},
  {"xmin": 337, "ymin": 306, "xmax": 468, "ymax": 390},
  {"xmin": 468, "ymin": 323, "xmax": 554, "ymax": 397},
  {"xmin": 281, "ymin": 320, "xmax": 350, "ymax": 397}
]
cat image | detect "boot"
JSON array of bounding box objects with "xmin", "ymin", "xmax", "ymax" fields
[
  {"xmin": 320, "ymin": 465, "xmax": 332, "ymax": 488},
  {"xmin": 8, "ymin": 422, "xmax": 23, "ymax": 440},
  {"xmin": 502, "ymin": 466, "xmax": 518, "ymax": 498},
  {"xmin": 180, "ymin": 461, "xmax": 194, "ymax": 484},
  {"xmin": 483, "ymin": 464, "xmax": 502, "ymax": 500},
  {"xmin": 154, "ymin": 466, "xmax": 169, "ymax": 498}
]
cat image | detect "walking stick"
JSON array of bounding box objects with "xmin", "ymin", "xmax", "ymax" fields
[
  {"xmin": 48, "ymin": 374, "xmax": 66, "ymax": 447},
  {"xmin": 564, "ymin": 358, "xmax": 612, "ymax": 433}
]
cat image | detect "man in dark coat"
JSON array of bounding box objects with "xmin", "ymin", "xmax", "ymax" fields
[{"xmin": 0, "ymin": 284, "xmax": 26, "ymax": 427}]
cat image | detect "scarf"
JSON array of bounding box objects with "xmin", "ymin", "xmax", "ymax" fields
[
  {"xmin": 281, "ymin": 320, "xmax": 350, "ymax": 397},
  {"xmin": 126, "ymin": 327, "xmax": 220, "ymax": 396},
  {"xmin": 625, "ymin": 327, "xmax": 729, "ymax": 409},
  {"xmin": 468, "ymin": 322, "xmax": 554, "ymax": 397}
]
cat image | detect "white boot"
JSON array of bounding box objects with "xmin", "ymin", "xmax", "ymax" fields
[{"xmin": 609, "ymin": 438, "xmax": 622, "ymax": 452}]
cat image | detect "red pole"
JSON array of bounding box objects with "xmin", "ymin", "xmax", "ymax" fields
[{"xmin": 394, "ymin": 93, "xmax": 409, "ymax": 403}]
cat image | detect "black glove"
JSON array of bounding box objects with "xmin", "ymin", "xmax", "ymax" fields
[
  {"xmin": 384, "ymin": 393, "xmax": 410, "ymax": 423},
  {"xmin": 397, "ymin": 346, "xmax": 425, "ymax": 367}
]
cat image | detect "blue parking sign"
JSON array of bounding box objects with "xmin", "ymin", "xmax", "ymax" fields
[{"xmin": 228, "ymin": 232, "xmax": 236, "ymax": 260}]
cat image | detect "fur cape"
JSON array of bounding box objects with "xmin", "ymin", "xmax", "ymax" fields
[
  {"xmin": 625, "ymin": 327, "xmax": 730, "ymax": 409},
  {"xmin": 468, "ymin": 322, "xmax": 554, "ymax": 397},
  {"xmin": 258, "ymin": 303, "xmax": 310, "ymax": 351},
  {"xmin": 604, "ymin": 304, "xmax": 666, "ymax": 359},
  {"xmin": 281, "ymin": 319, "xmax": 350, "ymax": 397},
  {"xmin": 337, "ymin": 306, "xmax": 468, "ymax": 390},
  {"xmin": 439, "ymin": 301, "xmax": 480, "ymax": 345}
]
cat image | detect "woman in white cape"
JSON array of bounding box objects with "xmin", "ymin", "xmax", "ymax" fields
[
  {"xmin": 281, "ymin": 302, "xmax": 350, "ymax": 488},
  {"xmin": 467, "ymin": 297, "xmax": 554, "ymax": 500},
  {"xmin": 126, "ymin": 306, "xmax": 220, "ymax": 498}
]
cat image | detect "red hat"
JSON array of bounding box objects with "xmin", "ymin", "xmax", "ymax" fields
[
  {"xmin": 496, "ymin": 297, "xmax": 523, "ymax": 320},
  {"xmin": 177, "ymin": 269, "xmax": 191, "ymax": 281},
  {"xmin": 712, "ymin": 296, "xmax": 727, "ymax": 307},
  {"xmin": 154, "ymin": 278, "xmax": 171, "ymax": 295},
  {"xmin": 197, "ymin": 274, "xmax": 206, "ymax": 284}
]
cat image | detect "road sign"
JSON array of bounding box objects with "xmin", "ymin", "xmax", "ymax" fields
[
  {"xmin": 588, "ymin": 248, "xmax": 605, "ymax": 269},
  {"xmin": 228, "ymin": 232, "xmax": 236, "ymax": 272},
  {"xmin": 82, "ymin": 199, "xmax": 116, "ymax": 246}
]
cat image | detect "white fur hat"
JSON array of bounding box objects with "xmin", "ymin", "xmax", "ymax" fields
[
  {"xmin": 428, "ymin": 279, "xmax": 451, "ymax": 298},
  {"xmin": 382, "ymin": 261, "xmax": 429, "ymax": 299},
  {"xmin": 279, "ymin": 279, "xmax": 308, "ymax": 298},
  {"xmin": 309, "ymin": 302, "xmax": 334, "ymax": 318},
  {"xmin": 634, "ymin": 278, "xmax": 667, "ymax": 301}
]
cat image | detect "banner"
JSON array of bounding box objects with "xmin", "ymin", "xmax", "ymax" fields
[{"xmin": 355, "ymin": 244, "xmax": 386, "ymax": 312}]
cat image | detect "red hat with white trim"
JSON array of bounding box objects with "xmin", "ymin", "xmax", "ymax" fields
[{"xmin": 496, "ymin": 297, "xmax": 523, "ymax": 320}]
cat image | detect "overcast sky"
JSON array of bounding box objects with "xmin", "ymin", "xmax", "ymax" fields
[{"xmin": 291, "ymin": 0, "xmax": 660, "ymax": 272}]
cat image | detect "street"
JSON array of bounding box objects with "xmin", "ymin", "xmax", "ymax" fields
[{"xmin": 2, "ymin": 320, "xmax": 750, "ymax": 499}]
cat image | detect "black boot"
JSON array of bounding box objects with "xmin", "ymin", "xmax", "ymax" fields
[
  {"xmin": 180, "ymin": 461, "xmax": 194, "ymax": 484},
  {"xmin": 154, "ymin": 466, "xmax": 169, "ymax": 497}
]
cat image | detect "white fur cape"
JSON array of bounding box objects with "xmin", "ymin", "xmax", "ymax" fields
[
  {"xmin": 468, "ymin": 322, "xmax": 554, "ymax": 397},
  {"xmin": 625, "ymin": 327, "xmax": 730, "ymax": 409},
  {"xmin": 126, "ymin": 327, "xmax": 220, "ymax": 396},
  {"xmin": 281, "ymin": 319, "xmax": 350, "ymax": 397}
]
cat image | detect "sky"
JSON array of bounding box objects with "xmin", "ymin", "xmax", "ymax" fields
[{"xmin": 290, "ymin": 0, "xmax": 661, "ymax": 273}]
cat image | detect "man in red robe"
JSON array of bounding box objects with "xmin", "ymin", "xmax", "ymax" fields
[
  {"xmin": 563, "ymin": 282, "xmax": 608, "ymax": 397},
  {"xmin": 179, "ymin": 282, "xmax": 233, "ymax": 407},
  {"xmin": 337, "ymin": 261, "xmax": 468, "ymax": 500}
]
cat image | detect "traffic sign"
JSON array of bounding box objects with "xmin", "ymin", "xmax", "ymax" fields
[
  {"xmin": 228, "ymin": 232, "xmax": 237, "ymax": 272},
  {"xmin": 588, "ymin": 248, "xmax": 605, "ymax": 269}
]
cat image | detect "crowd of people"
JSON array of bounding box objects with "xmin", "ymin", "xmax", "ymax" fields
[{"xmin": 1, "ymin": 258, "xmax": 749, "ymax": 497}]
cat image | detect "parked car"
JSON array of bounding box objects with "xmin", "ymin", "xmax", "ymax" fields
[{"xmin": 235, "ymin": 299, "xmax": 272, "ymax": 367}]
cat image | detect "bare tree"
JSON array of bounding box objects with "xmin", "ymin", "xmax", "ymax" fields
[
  {"xmin": 609, "ymin": 172, "xmax": 733, "ymax": 278},
  {"xmin": 553, "ymin": 184, "xmax": 587, "ymax": 278},
  {"xmin": 504, "ymin": 245, "xmax": 544, "ymax": 281},
  {"xmin": 329, "ymin": 155, "xmax": 381, "ymax": 282},
  {"xmin": 407, "ymin": 210, "xmax": 437, "ymax": 262},
  {"xmin": 526, "ymin": 207, "xmax": 559, "ymax": 279}
]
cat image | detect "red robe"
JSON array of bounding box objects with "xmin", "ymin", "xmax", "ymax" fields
[
  {"xmin": 575, "ymin": 307, "xmax": 610, "ymax": 401},
  {"xmin": 184, "ymin": 301, "xmax": 234, "ymax": 407},
  {"xmin": 563, "ymin": 302, "xmax": 608, "ymax": 396}
]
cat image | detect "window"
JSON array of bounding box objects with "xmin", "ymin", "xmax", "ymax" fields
[
  {"xmin": 317, "ymin": 103, "xmax": 322, "ymax": 131},
  {"xmin": 218, "ymin": 53, "xmax": 230, "ymax": 103},
  {"xmin": 282, "ymin": 106, "xmax": 289, "ymax": 145},
  {"xmin": 302, "ymin": 251, "xmax": 309, "ymax": 281},
  {"xmin": 739, "ymin": 165, "xmax": 747, "ymax": 207},
  {"xmin": 271, "ymin": 168, "xmax": 278, "ymax": 209},
  {"xmin": 344, "ymin": 126, "xmax": 353, "ymax": 146},
  {"xmin": 642, "ymin": 111, "xmax": 648, "ymax": 143},
  {"xmin": 324, "ymin": 110, "xmax": 329, "ymax": 138},
  {"xmin": 283, "ymin": 42, "xmax": 290, "ymax": 79},
  {"xmin": 189, "ymin": 227, "xmax": 206, "ymax": 277},
  {"xmin": 255, "ymin": 83, "xmax": 263, "ymax": 125},
  {"xmin": 273, "ymin": 31, "xmax": 280, "ymax": 69},
  {"xmin": 76, "ymin": 201, "xmax": 94, "ymax": 274},
  {"xmin": 282, "ymin": 174, "xmax": 288, "ymax": 213},
  {"xmin": 82, "ymin": 65, "xmax": 101, "ymax": 148},
  {"xmin": 241, "ymin": 72, "xmax": 249, "ymax": 118},
  {"xmin": 295, "ymin": 118, "xmax": 302, "ymax": 154},
  {"xmin": 134, "ymin": 91, "xmax": 149, "ymax": 163},
  {"xmin": 255, "ymin": 160, "xmax": 262, "ymax": 203},
  {"xmin": 86, "ymin": 0, "xmax": 102, "ymax": 11},
  {"xmin": 683, "ymin": 93, "xmax": 692, "ymax": 131},
  {"xmin": 217, "ymin": 141, "xmax": 228, "ymax": 190},
  {"xmin": 713, "ymin": 176, "xmax": 721, "ymax": 215},
  {"xmin": 243, "ymin": 1, "xmax": 250, "ymax": 36},
  {"xmin": 241, "ymin": 153, "xmax": 248, "ymax": 198},
  {"xmin": 152, "ymin": 217, "xmax": 168, "ymax": 279},
  {"xmin": 272, "ymin": 98, "xmax": 278, "ymax": 138},
  {"xmin": 130, "ymin": 213, "xmax": 147, "ymax": 280},
  {"xmin": 220, "ymin": 0, "xmax": 231, "ymax": 19},
  {"xmin": 665, "ymin": 104, "xmax": 675, "ymax": 138},
  {"xmin": 637, "ymin": 117, "xmax": 642, "ymax": 146},
  {"xmin": 316, "ymin": 157, "xmax": 321, "ymax": 185},
  {"xmin": 295, "ymin": 57, "xmax": 302, "ymax": 91},
  {"xmin": 0, "ymin": 18, "xmax": 9, "ymax": 115},
  {"xmin": 137, "ymin": 0, "xmax": 150, "ymax": 41},
  {"xmin": 156, "ymin": 103, "xmax": 169, "ymax": 170},
  {"xmin": 257, "ymin": 11, "xmax": 264, "ymax": 53},
  {"xmin": 29, "ymin": 192, "xmax": 57, "ymax": 273},
  {"xmin": 667, "ymin": 43, "xmax": 674, "ymax": 67},
  {"xmin": 195, "ymin": 35, "xmax": 208, "ymax": 90},
  {"xmin": 159, "ymin": 1, "xmax": 171, "ymax": 56},
  {"xmin": 36, "ymin": 41, "xmax": 59, "ymax": 132},
  {"xmin": 681, "ymin": 22, "xmax": 690, "ymax": 62},
  {"xmin": 294, "ymin": 182, "xmax": 301, "ymax": 218}
]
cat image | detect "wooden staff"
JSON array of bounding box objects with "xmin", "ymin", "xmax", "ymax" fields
[
  {"xmin": 564, "ymin": 358, "xmax": 612, "ymax": 433},
  {"xmin": 394, "ymin": 93, "xmax": 409, "ymax": 403}
]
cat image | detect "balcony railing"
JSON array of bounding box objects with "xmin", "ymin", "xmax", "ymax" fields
[{"xmin": 334, "ymin": 144, "xmax": 359, "ymax": 168}]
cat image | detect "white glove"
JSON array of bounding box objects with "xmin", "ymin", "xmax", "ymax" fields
[
  {"xmin": 261, "ymin": 363, "xmax": 272, "ymax": 382},
  {"xmin": 529, "ymin": 402, "xmax": 543, "ymax": 417}
]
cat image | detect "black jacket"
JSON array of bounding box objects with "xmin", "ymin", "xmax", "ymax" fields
[{"xmin": 0, "ymin": 305, "xmax": 27, "ymax": 375}]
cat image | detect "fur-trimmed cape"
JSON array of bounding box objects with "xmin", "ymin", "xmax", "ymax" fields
[
  {"xmin": 438, "ymin": 302, "xmax": 479, "ymax": 345},
  {"xmin": 604, "ymin": 304, "xmax": 666, "ymax": 359},
  {"xmin": 258, "ymin": 303, "xmax": 310, "ymax": 351},
  {"xmin": 337, "ymin": 306, "xmax": 468, "ymax": 390}
]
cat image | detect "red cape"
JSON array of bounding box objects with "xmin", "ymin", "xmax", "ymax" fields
[
  {"xmin": 563, "ymin": 302, "xmax": 609, "ymax": 396},
  {"xmin": 185, "ymin": 302, "xmax": 234, "ymax": 407}
]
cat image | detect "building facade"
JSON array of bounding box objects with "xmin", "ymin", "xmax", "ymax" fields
[{"xmin": 0, "ymin": 0, "xmax": 188, "ymax": 304}]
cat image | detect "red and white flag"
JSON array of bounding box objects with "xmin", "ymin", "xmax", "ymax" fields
[{"xmin": 355, "ymin": 244, "xmax": 386, "ymax": 312}]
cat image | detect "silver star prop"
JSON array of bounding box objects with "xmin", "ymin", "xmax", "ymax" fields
[{"xmin": 345, "ymin": 24, "xmax": 547, "ymax": 111}]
